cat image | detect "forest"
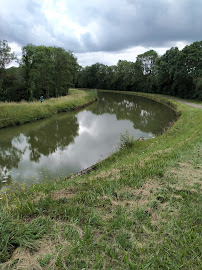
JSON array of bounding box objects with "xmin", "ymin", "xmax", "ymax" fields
[
  {"xmin": 0, "ymin": 40, "xmax": 202, "ymax": 101},
  {"xmin": 0, "ymin": 41, "xmax": 79, "ymax": 101}
]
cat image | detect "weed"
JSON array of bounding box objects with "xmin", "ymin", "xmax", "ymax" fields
[{"xmin": 119, "ymin": 130, "xmax": 134, "ymax": 150}]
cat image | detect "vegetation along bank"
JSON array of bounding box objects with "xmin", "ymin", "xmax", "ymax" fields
[
  {"xmin": 0, "ymin": 92, "xmax": 201, "ymax": 269},
  {"xmin": 0, "ymin": 89, "xmax": 97, "ymax": 129}
]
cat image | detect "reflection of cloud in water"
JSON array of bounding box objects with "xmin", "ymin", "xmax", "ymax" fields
[
  {"xmin": 10, "ymin": 110, "xmax": 153, "ymax": 183},
  {"xmin": 12, "ymin": 134, "xmax": 29, "ymax": 152}
]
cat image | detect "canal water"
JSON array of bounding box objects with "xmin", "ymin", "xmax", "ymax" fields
[{"xmin": 0, "ymin": 92, "xmax": 176, "ymax": 188}]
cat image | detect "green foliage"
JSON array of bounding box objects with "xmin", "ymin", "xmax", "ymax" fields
[
  {"xmin": 156, "ymin": 47, "xmax": 180, "ymax": 95},
  {"xmin": 1, "ymin": 39, "xmax": 202, "ymax": 101},
  {"xmin": 136, "ymin": 49, "xmax": 159, "ymax": 75},
  {"xmin": 0, "ymin": 41, "xmax": 79, "ymax": 102},
  {"xmin": 119, "ymin": 130, "xmax": 134, "ymax": 150},
  {"xmin": 22, "ymin": 44, "xmax": 79, "ymax": 101},
  {"xmin": 194, "ymin": 77, "xmax": 202, "ymax": 99},
  {"xmin": 77, "ymin": 40, "xmax": 202, "ymax": 100},
  {"xmin": 0, "ymin": 41, "xmax": 17, "ymax": 102},
  {"xmin": 0, "ymin": 40, "xmax": 16, "ymax": 69}
]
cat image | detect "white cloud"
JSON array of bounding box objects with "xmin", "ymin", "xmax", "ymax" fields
[
  {"xmin": 1, "ymin": 0, "xmax": 199, "ymax": 66},
  {"xmin": 75, "ymin": 42, "xmax": 189, "ymax": 67}
]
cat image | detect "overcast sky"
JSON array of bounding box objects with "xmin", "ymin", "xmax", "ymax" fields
[{"xmin": 0, "ymin": 0, "xmax": 201, "ymax": 67}]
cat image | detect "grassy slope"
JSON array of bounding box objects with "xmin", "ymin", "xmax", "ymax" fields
[
  {"xmin": 0, "ymin": 93, "xmax": 202, "ymax": 269},
  {"xmin": 0, "ymin": 89, "xmax": 97, "ymax": 128}
]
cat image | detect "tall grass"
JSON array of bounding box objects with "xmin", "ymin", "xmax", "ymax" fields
[
  {"xmin": 0, "ymin": 89, "xmax": 97, "ymax": 128},
  {"xmin": 0, "ymin": 207, "xmax": 49, "ymax": 263}
]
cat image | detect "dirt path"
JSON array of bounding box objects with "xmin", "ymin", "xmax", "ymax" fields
[{"xmin": 170, "ymin": 97, "xmax": 202, "ymax": 109}]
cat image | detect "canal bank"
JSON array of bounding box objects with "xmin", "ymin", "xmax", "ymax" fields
[
  {"xmin": 0, "ymin": 93, "xmax": 202, "ymax": 269},
  {"xmin": 0, "ymin": 89, "xmax": 97, "ymax": 129}
]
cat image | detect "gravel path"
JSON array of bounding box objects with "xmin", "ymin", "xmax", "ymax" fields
[{"xmin": 169, "ymin": 97, "xmax": 202, "ymax": 109}]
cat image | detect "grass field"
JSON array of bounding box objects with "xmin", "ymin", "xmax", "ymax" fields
[
  {"xmin": 0, "ymin": 92, "xmax": 201, "ymax": 269},
  {"xmin": 0, "ymin": 89, "xmax": 97, "ymax": 128}
]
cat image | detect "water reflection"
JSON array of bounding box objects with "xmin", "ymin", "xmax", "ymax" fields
[
  {"xmin": 0, "ymin": 92, "xmax": 176, "ymax": 187},
  {"xmin": 89, "ymin": 92, "xmax": 176, "ymax": 134}
]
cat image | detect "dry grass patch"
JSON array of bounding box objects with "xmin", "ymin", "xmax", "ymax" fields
[
  {"xmin": 33, "ymin": 192, "xmax": 47, "ymax": 203},
  {"xmin": 1, "ymin": 238, "xmax": 56, "ymax": 270},
  {"xmin": 133, "ymin": 181, "xmax": 159, "ymax": 197},
  {"xmin": 153, "ymin": 148, "xmax": 172, "ymax": 156},
  {"xmin": 54, "ymin": 220, "xmax": 84, "ymax": 239},
  {"xmin": 168, "ymin": 162, "xmax": 202, "ymax": 191},
  {"xmin": 122, "ymin": 180, "xmax": 159, "ymax": 199},
  {"xmin": 92, "ymin": 168, "xmax": 121, "ymax": 181},
  {"xmin": 51, "ymin": 187, "xmax": 77, "ymax": 200},
  {"xmin": 107, "ymin": 180, "xmax": 160, "ymax": 210}
]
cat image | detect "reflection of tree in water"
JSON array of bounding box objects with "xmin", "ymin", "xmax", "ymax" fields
[
  {"xmin": 0, "ymin": 135, "xmax": 25, "ymax": 188},
  {"xmin": 27, "ymin": 114, "xmax": 79, "ymax": 162},
  {"xmin": 0, "ymin": 135, "xmax": 25, "ymax": 170},
  {"xmin": 0, "ymin": 112, "xmax": 79, "ymax": 178},
  {"xmin": 89, "ymin": 92, "xmax": 176, "ymax": 134},
  {"xmin": 0, "ymin": 168, "xmax": 12, "ymax": 189}
]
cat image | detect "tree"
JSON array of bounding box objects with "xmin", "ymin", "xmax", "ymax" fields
[
  {"xmin": 0, "ymin": 67, "xmax": 25, "ymax": 102},
  {"xmin": 136, "ymin": 50, "xmax": 159, "ymax": 92},
  {"xmin": 174, "ymin": 41, "xmax": 202, "ymax": 98},
  {"xmin": 156, "ymin": 47, "xmax": 180, "ymax": 95},
  {"xmin": 0, "ymin": 40, "xmax": 17, "ymax": 101},
  {"xmin": 136, "ymin": 50, "xmax": 158, "ymax": 75},
  {"xmin": 0, "ymin": 40, "xmax": 16, "ymax": 70},
  {"xmin": 21, "ymin": 45, "xmax": 79, "ymax": 100},
  {"xmin": 52, "ymin": 47, "xmax": 79, "ymax": 97},
  {"xmin": 194, "ymin": 77, "xmax": 202, "ymax": 99}
]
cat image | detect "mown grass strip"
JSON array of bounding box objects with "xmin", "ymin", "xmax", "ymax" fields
[{"xmin": 0, "ymin": 92, "xmax": 201, "ymax": 269}]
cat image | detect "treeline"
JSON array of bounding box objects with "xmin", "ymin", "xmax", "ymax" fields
[
  {"xmin": 77, "ymin": 41, "xmax": 202, "ymax": 100},
  {"xmin": 0, "ymin": 41, "xmax": 79, "ymax": 101},
  {"xmin": 0, "ymin": 40, "xmax": 202, "ymax": 102}
]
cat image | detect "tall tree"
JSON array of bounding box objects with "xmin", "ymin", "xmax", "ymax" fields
[
  {"xmin": 136, "ymin": 50, "xmax": 159, "ymax": 92},
  {"xmin": 156, "ymin": 47, "xmax": 180, "ymax": 95},
  {"xmin": 136, "ymin": 50, "xmax": 158, "ymax": 75},
  {"xmin": 0, "ymin": 40, "xmax": 16, "ymax": 101},
  {"xmin": 21, "ymin": 45, "xmax": 79, "ymax": 100},
  {"xmin": 174, "ymin": 41, "xmax": 202, "ymax": 98},
  {"xmin": 0, "ymin": 40, "xmax": 16, "ymax": 70}
]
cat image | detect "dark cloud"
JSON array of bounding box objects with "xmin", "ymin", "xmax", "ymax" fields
[
  {"xmin": 82, "ymin": 0, "xmax": 202, "ymax": 51},
  {"xmin": 0, "ymin": 0, "xmax": 52, "ymax": 45},
  {"xmin": 0, "ymin": 0, "xmax": 201, "ymax": 53}
]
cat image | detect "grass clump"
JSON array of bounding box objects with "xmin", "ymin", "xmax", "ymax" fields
[
  {"xmin": 0, "ymin": 208, "xmax": 49, "ymax": 263},
  {"xmin": 119, "ymin": 130, "xmax": 134, "ymax": 150}
]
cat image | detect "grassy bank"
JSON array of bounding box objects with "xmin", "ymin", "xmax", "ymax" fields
[
  {"xmin": 0, "ymin": 92, "xmax": 202, "ymax": 269},
  {"xmin": 0, "ymin": 89, "xmax": 97, "ymax": 128}
]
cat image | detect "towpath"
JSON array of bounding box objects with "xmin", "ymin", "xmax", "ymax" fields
[{"xmin": 169, "ymin": 97, "xmax": 202, "ymax": 109}]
